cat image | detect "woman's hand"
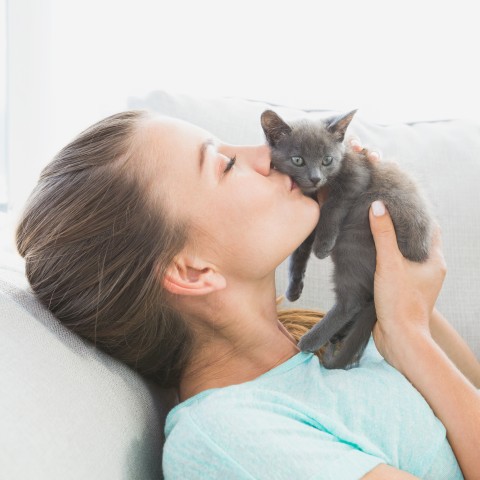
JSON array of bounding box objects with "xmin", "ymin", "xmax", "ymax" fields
[
  {"xmin": 369, "ymin": 207, "xmax": 480, "ymax": 480},
  {"xmin": 369, "ymin": 202, "xmax": 447, "ymax": 372}
]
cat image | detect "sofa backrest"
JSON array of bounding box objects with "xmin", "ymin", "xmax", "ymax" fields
[
  {"xmin": 128, "ymin": 90, "xmax": 480, "ymax": 357},
  {"xmin": 0, "ymin": 263, "xmax": 176, "ymax": 480}
]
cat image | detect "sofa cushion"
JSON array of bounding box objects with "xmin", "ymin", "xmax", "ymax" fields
[
  {"xmin": 129, "ymin": 90, "xmax": 480, "ymax": 357},
  {"xmin": 0, "ymin": 263, "xmax": 176, "ymax": 480}
]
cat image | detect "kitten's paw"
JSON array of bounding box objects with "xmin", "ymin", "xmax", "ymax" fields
[
  {"xmin": 322, "ymin": 342, "xmax": 361, "ymax": 369},
  {"xmin": 298, "ymin": 331, "xmax": 325, "ymax": 352},
  {"xmin": 321, "ymin": 342, "xmax": 344, "ymax": 369},
  {"xmin": 313, "ymin": 239, "xmax": 335, "ymax": 259},
  {"xmin": 321, "ymin": 343, "xmax": 337, "ymax": 369},
  {"xmin": 286, "ymin": 281, "xmax": 303, "ymax": 302}
]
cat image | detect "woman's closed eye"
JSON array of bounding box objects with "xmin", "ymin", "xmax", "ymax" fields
[{"xmin": 223, "ymin": 155, "xmax": 237, "ymax": 175}]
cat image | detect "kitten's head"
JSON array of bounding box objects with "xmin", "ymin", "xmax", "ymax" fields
[{"xmin": 261, "ymin": 109, "xmax": 357, "ymax": 194}]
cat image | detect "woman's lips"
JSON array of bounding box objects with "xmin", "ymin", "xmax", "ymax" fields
[{"xmin": 290, "ymin": 177, "xmax": 298, "ymax": 190}]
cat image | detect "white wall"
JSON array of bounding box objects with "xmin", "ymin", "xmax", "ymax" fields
[
  {"xmin": 5, "ymin": 0, "xmax": 480, "ymax": 220},
  {"xmin": 0, "ymin": 0, "xmax": 7, "ymax": 207}
]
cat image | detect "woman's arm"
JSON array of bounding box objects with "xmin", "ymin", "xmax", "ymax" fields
[
  {"xmin": 368, "ymin": 202, "xmax": 480, "ymax": 480},
  {"xmin": 362, "ymin": 464, "xmax": 420, "ymax": 479},
  {"xmin": 430, "ymin": 308, "xmax": 480, "ymax": 388},
  {"xmin": 392, "ymin": 324, "xmax": 480, "ymax": 480}
]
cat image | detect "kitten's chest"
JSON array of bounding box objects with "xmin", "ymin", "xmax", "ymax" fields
[{"xmin": 332, "ymin": 193, "xmax": 373, "ymax": 236}]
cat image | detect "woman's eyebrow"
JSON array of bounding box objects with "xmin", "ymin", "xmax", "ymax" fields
[{"xmin": 198, "ymin": 138, "xmax": 215, "ymax": 173}]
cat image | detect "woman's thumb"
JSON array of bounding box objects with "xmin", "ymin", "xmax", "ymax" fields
[{"xmin": 369, "ymin": 200, "xmax": 400, "ymax": 262}]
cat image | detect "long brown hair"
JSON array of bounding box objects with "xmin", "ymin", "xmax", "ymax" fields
[
  {"xmin": 16, "ymin": 110, "xmax": 325, "ymax": 390},
  {"xmin": 276, "ymin": 296, "xmax": 326, "ymax": 359},
  {"xmin": 16, "ymin": 111, "xmax": 192, "ymax": 386}
]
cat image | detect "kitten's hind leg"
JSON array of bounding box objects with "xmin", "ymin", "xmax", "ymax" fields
[
  {"xmin": 285, "ymin": 230, "xmax": 315, "ymax": 302},
  {"xmin": 298, "ymin": 302, "xmax": 360, "ymax": 352},
  {"xmin": 321, "ymin": 322, "xmax": 352, "ymax": 365},
  {"xmin": 322, "ymin": 302, "xmax": 376, "ymax": 369}
]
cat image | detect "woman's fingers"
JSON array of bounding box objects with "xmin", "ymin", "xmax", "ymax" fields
[
  {"xmin": 347, "ymin": 136, "xmax": 381, "ymax": 164},
  {"xmin": 348, "ymin": 136, "xmax": 363, "ymax": 152},
  {"xmin": 367, "ymin": 151, "xmax": 381, "ymax": 164},
  {"xmin": 368, "ymin": 200, "xmax": 401, "ymax": 266}
]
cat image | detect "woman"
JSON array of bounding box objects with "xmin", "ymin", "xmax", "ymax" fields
[{"xmin": 16, "ymin": 110, "xmax": 480, "ymax": 479}]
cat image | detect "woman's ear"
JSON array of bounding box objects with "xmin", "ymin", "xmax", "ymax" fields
[{"xmin": 162, "ymin": 254, "xmax": 227, "ymax": 296}]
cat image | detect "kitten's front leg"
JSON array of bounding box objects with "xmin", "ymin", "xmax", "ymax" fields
[
  {"xmin": 312, "ymin": 198, "xmax": 349, "ymax": 259},
  {"xmin": 298, "ymin": 303, "xmax": 343, "ymax": 352}
]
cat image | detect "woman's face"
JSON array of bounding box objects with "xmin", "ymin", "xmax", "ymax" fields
[{"xmin": 139, "ymin": 115, "xmax": 320, "ymax": 280}]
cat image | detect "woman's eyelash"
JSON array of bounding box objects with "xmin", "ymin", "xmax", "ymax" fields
[{"xmin": 223, "ymin": 155, "xmax": 237, "ymax": 174}]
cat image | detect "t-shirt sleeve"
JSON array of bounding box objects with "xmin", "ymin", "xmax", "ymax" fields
[{"xmin": 163, "ymin": 404, "xmax": 386, "ymax": 480}]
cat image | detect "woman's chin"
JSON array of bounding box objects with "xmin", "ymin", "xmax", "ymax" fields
[
  {"xmin": 302, "ymin": 198, "xmax": 320, "ymax": 230},
  {"xmin": 298, "ymin": 209, "xmax": 320, "ymax": 246}
]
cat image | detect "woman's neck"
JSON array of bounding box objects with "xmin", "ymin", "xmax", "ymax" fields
[{"xmin": 178, "ymin": 319, "xmax": 299, "ymax": 402}]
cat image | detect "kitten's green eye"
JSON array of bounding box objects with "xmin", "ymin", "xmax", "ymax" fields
[
  {"xmin": 322, "ymin": 156, "xmax": 333, "ymax": 166},
  {"xmin": 291, "ymin": 156, "xmax": 305, "ymax": 166}
]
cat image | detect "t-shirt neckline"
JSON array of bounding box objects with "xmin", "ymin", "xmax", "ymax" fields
[{"xmin": 171, "ymin": 350, "xmax": 314, "ymax": 413}]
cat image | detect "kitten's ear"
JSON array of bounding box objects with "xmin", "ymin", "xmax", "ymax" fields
[
  {"xmin": 326, "ymin": 109, "xmax": 357, "ymax": 142},
  {"xmin": 261, "ymin": 110, "xmax": 292, "ymax": 146}
]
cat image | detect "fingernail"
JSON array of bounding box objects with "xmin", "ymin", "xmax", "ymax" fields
[
  {"xmin": 350, "ymin": 138, "xmax": 361, "ymax": 149},
  {"xmin": 370, "ymin": 151, "xmax": 380, "ymax": 161},
  {"xmin": 372, "ymin": 200, "xmax": 385, "ymax": 216}
]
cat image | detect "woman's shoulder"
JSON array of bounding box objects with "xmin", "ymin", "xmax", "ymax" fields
[
  {"xmin": 163, "ymin": 338, "xmax": 458, "ymax": 479},
  {"xmin": 164, "ymin": 350, "xmax": 317, "ymax": 440},
  {"xmin": 164, "ymin": 338, "xmax": 388, "ymax": 436},
  {"xmin": 166, "ymin": 337, "xmax": 399, "ymax": 429}
]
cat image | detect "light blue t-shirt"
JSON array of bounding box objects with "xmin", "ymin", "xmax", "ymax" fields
[{"xmin": 163, "ymin": 338, "xmax": 463, "ymax": 479}]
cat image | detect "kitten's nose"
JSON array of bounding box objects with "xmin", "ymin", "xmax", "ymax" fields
[{"xmin": 310, "ymin": 176, "xmax": 321, "ymax": 186}]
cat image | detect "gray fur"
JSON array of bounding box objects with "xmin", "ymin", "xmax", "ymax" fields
[{"xmin": 261, "ymin": 109, "xmax": 434, "ymax": 369}]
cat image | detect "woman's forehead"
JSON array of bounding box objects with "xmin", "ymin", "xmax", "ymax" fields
[
  {"xmin": 135, "ymin": 115, "xmax": 214, "ymax": 197},
  {"xmin": 142, "ymin": 115, "xmax": 213, "ymax": 153}
]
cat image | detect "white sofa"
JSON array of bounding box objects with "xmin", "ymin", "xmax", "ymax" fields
[{"xmin": 1, "ymin": 90, "xmax": 479, "ymax": 479}]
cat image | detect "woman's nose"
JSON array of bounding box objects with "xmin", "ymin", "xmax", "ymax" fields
[{"xmin": 241, "ymin": 144, "xmax": 272, "ymax": 176}]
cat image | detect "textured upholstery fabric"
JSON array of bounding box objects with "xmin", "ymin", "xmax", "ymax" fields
[
  {"xmin": 128, "ymin": 90, "xmax": 480, "ymax": 357},
  {"xmin": 0, "ymin": 264, "xmax": 177, "ymax": 480},
  {"xmin": 1, "ymin": 90, "xmax": 478, "ymax": 479}
]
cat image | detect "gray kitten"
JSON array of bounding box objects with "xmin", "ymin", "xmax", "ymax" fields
[{"xmin": 261, "ymin": 109, "xmax": 434, "ymax": 369}]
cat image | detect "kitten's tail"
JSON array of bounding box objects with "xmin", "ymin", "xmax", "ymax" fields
[{"xmin": 323, "ymin": 302, "xmax": 376, "ymax": 369}]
